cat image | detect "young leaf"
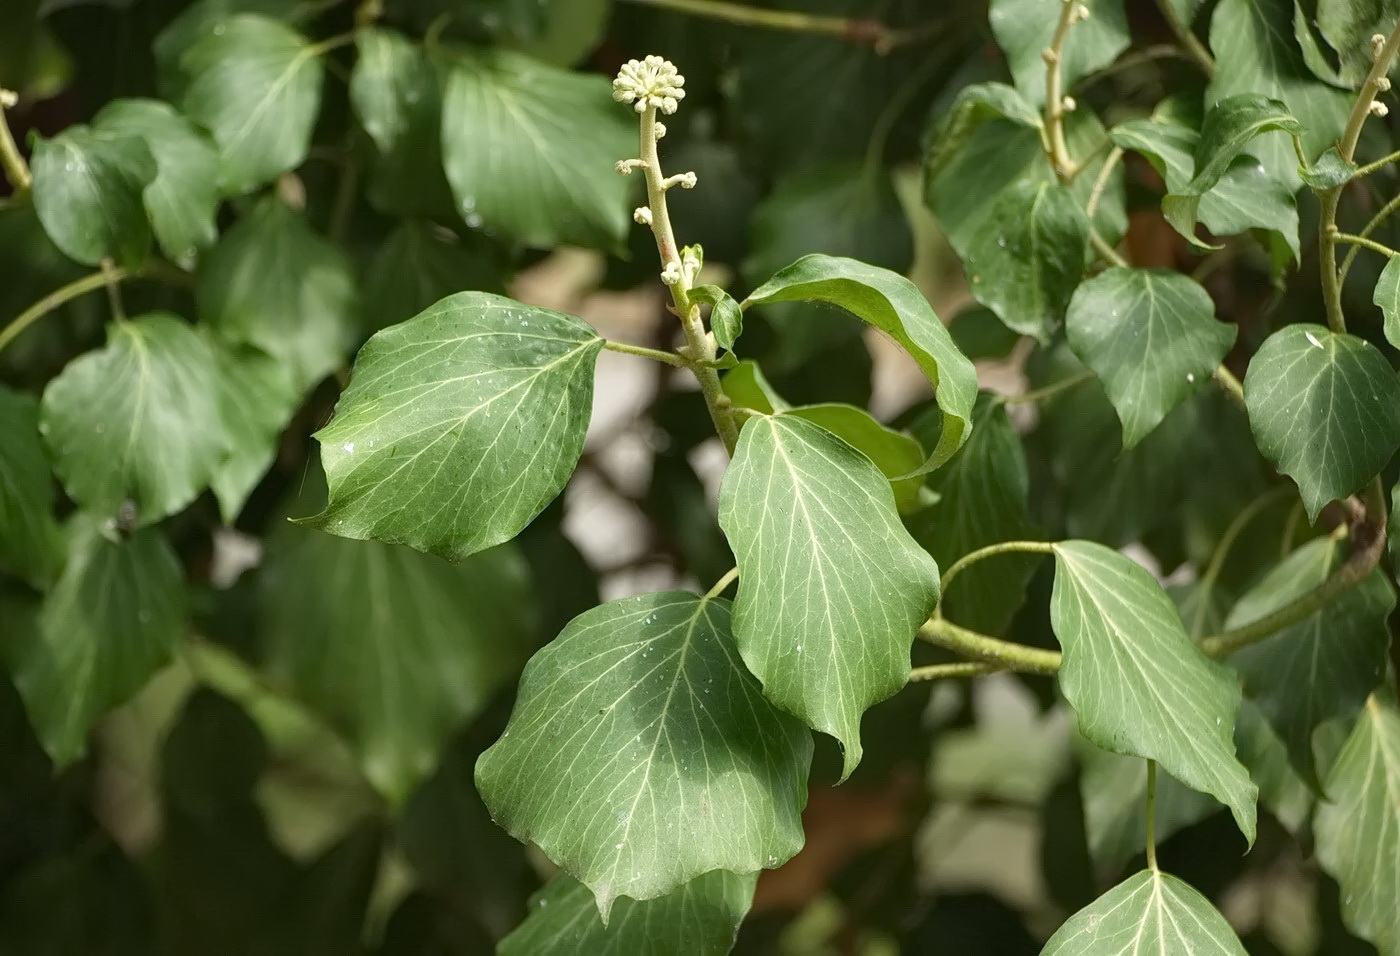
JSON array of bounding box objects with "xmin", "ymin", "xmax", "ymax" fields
[
  {"xmin": 964, "ymin": 179, "xmax": 1089, "ymax": 345},
  {"xmin": 305, "ymin": 292, "xmax": 602, "ymax": 561},
  {"xmin": 1243, "ymin": 324, "xmax": 1400, "ymax": 521},
  {"xmin": 1051, "ymin": 540, "xmax": 1258, "ymax": 844},
  {"xmin": 13, "ymin": 516, "xmax": 186, "ymax": 766},
  {"xmin": 988, "ymin": 0, "xmax": 1130, "ymax": 106},
  {"xmin": 39, "ymin": 314, "xmax": 230, "ymax": 526},
  {"xmin": 688, "ymin": 285, "xmax": 743, "ymax": 353},
  {"xmin": 1226, "ymin": 538, "xmax": 1394, "ymax": 790},
  {"xmin": 29, "ymin": 125, "xmax": 156, "ymax": 268},
  {"xmin": 207, "ymin": 340, "xmax": 300, "ymax": 524},
  {"xmin": 475, "ymin": 592, "xmax": 811, "ymax": 920},
  {"xmin": 783, "ymin": 404, "xmax": 925, "ymax": 513},
  {"xmin": 1300, "ymin": 146, "xmax": 1358, "ymax": 190},
  {"xmin": 500, "ymin": 870, "xmax": 755, "ymax": 956},
  {"xmin": 197, "ymin": 198, "xmax": 357, "ymax": 391},
  {"xmin": 718, "ymin": 415, "xmax": 939, "ymax": 780},
  {"xmin": 0, "ymin": 387, "xmax": 63, "ymax": 586},
  {"xmin": 1315, "ymin": 696, "xmax": 1400, "ymax": 956},
  {"xmin": 262, "ymin": 521, "xmax": 535, "ymax": 804},
  {"xmin": 910, "ymin": 395, "xmax": 1040, "ymax": 635},
  {"xmin": 441, "ymin": 48, "xmax": 633, "ymax": 248},
  {"xmin": 1162, "ymin": 94, "xmax": 1303, "ymax": 242},
  {"xmin": 179, "ymin": 14, "xmax": 324, "ymax": 195},
  {"xmin": 349, "ymin": 26, "xmax": 455, "ymax": 218},
  {"xmin": 744, "ymin": 255, "xmax": 977, "ymax": 468},
  {"xmin": 92, "ymin": 98, "xmax": 221, "ymax": 262},
  {"xmin": 1373, "ymin": 255, "xmax": 1400, "ymax": 351},
  {"xmin": 1065, "ymin": 268, "xmax": 1236, "ymax": 448},
  {"xmin": 1042, "ymin": 869, "xmax": 1247, "ymax": 954}
]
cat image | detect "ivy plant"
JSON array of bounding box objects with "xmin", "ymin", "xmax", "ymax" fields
[{"xmin": 2, "ymin": 0, "xmax": 1400, "ymax": 952}]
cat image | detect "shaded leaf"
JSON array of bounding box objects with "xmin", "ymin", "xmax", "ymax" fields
[
  {"xmin": 1233, "ymin": 697, "xmax": 1314, "ymax": 834},
  {"xmin": 721, "ymin": 360, "xmax": 789, "ymax": 414},
  {"xmin": 12, "ymin": 516, "xmax": 185, "ymax": 765},
  {"xmin": 441, "ymin": 48, "xmax": 632, "ymax": 248},
  {"xmin": 924, "ymin": 82, "xmax": 1041, "ymax": 183},
  {"xmin": 1066, "ymin": 268, "xmax": 1235, "ymax": 447},
  {"xmin": 263, "ymin": 518, "xmax": 535, "ymax": 803},
  {"xmin": 92, "ymin": 98, "xmax": 220, "ymax": 262},
  {"xmin": 361, "ymin": 220, "xmax": 505, "ymax": 334},
  {"xmin": 745, "ymin": 254, "xmax": 977, "ymax": 468},
  {"xmin": 1226, "ymin": 537, "xmax": 1394, "ymax": 789},
  {"xmin": 306, "ymin": 292, "xmax": 601, "ymax": 561},
  {"xmin": 1243, "ymin": 324, "xmax": 1400, "ymax": 521},
  {"xmin": 1051, "ymin": 540, "xmax": 1258, "ymax": 843},
  {"xmin": 1042, "ymin": 869, "xmax": 1247, "ymax": 954},
  {"xmin": 476, "ymin": 592, "xmax": 811, "ymax": 918},
  {"xmin": 965, "ymin": 179, "xmax": 1089, "ymax": 344},
  {"xmin": 29, "ymin": 125, "xmax": 156, "ymax": 268},
  {"xmin": 0, "ymin": 387, "xmax": 63, "ymax": 586},
  {"xmin": 988, "ymin": 0, "xmax": 1130, "ymax": 105},
  {"xmin": 39, "ymin": 314, "xmax": 229, "ymax": 525},
  {"xmin": 910, "ymin": 395, "xmax": 1039, "ymax": 635},
  {"xmin": 207, "ymin": 339, "xmax": 300, "ymax": 524},
  {"xmin": 1079, "ymin": 744, "xmax": 1217, "ymax": 873},
  {"xmin": 1374, "ymin": 255, "xmax": 1400, "ymax": 350},
  {"xmin": 500, "ymin": 870, "xmax": 755, "ymax": 956},
  {"xmin": 718, "ymin": 415, "xmax": 939, "ymax": 779},
  {"xmin": 180, "ymin": 14, "xmax": 323, "ymax": 195},
  {"xmin": 948, "ymin": 304, "xmax": 1022, "ymax": 361},
  {"xmin": 1315, "ymin": 696, "xmax": 1400, "ymax": 956},
  {"xmin": 783, "ymin": 404, "xmax": 925, "ymax": 512},
  {"xmin": 1316, "ymin": 0, "xmax": 1400, "ymax": 87},
  {"xmin": 197, "ymin": 198, "xmax": 357, "ymax": 391}
]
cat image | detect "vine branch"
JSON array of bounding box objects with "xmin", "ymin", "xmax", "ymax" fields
[
  {"xmin": 0, "ymin": 268, "xmax": 130, "ymax": 356},
  {"xmin": 603, "ymin": 338, "xmax": 689, "ymax": 367},
  {"xmin": 1043, "ymin": 0, "xmax": 1085, "ymax": 181},
  {"xmin": 616, "ymin": 0, "xmax": 925, "ymax": 52},
  {"xmin": 0, "ymin": 88, "xmax": 31, "ymax": 194},
  {"xmin": 908, "ymin": 661, "xmax": 1001, "ymax": 683}
]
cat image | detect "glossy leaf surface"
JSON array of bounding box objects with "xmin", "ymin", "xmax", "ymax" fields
[{"xmin": 1042, "ymin": 869, "xmax": 1247, "ymax": 954}]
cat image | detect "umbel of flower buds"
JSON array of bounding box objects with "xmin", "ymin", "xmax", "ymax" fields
[{"xmin": 612, "ymin": 56, "xmax": 686, "ymax": 114}]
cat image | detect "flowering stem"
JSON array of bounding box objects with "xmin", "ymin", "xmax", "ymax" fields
[{"xmin": 0, "ymin": 89, "xmax": 31, "ymax": 194}]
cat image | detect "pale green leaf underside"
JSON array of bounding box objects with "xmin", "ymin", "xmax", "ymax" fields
[
  {"xmin": 306, "ymin": 292, "xmax": 601, "ymax": 561},
  {"xmin": 500, "ymin": 870, "xmax": 755, "ymax": 956},
  {"xmin": 263, "ymin": 522, "xmax": 535, "ymax": 804},
  {"xmin": 1051, "ymin": 541, "xmax": 1258, "ymax": 844},
  {"xmin": 1042, "ymin": 869, "xmax": 1247, "ymax": 954},
  {"xmin": 1243, "ymin": 324, "xmax": 1400, "ymax": 521},
  {"xmin": 1315, "ymin": 696, "xmax": 1400, "ymax": 956},
  {"xmin": 179, "ymin": 14, "xmax": 323, "ymax": 195},
  {"xmin": 1066, "ymin": 268, "xmax": 1235, "ymax": 448},
  {"xmin": 39, "ymin": 313, "xmax": 230, "ymax": 526},
  {"xmin": 14, "ymin": 517, "xmax": 186, "ymax": 766},
  {"xmin": 1226, "ymin": 537, "xmax": 1394, "ymax": 790},
  {"xmin": 475, "ymin": 592, "xmax": 811, "ymax": 920},
  {"xmin": 744, "ymin": 254, "xmax": 977, "ymax": 469},
  {"xmin": 719, "ymin": 415, "xmax": 939, "ymax": 780}
]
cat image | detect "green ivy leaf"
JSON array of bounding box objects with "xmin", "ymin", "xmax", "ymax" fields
[
  {"xmin": 988, "ymin": 0, "xmax": 1130, "ymax": 106},
  {"xmin": 362, "ymin": 220, "xmax": 505, "ymax": 334},
  {"xmin": 1110, "ymin": 116, "xmax": 1300, "ymax": 259},
  {"xmin": 29, "ymin": 125, "xmax": 156, "ymax": 268},
  {"xmin": 1234, "ymin": 696, "xmax": 1314, "ymax": 834},
  {"xmin": 476, "ymin": 592, "xmax": 811, "ymax": 919},
  {"xmin": 782, "ymin": 404, "xmax": 925, "ymax": 513},
  {"xmin": 1065, "ymin": 268, "xmax": 1235, "ymax": 448},
  {"xmin": 92, "ymin": 98, "xmax": 221, "ymax": 262},
  {"xmin": 1162, "ymin": 94, "xmax": 1303, "ymax": 242},
  {"xmin": 948, "ymin": 304, "xmax": 1022, "ymax": 361},
  {"xmin": 12, "ymin": 516, "xmax": 185, "ymax": 765},
  {"xmin": 1315, "ymin": 696, "xmax": 1400, "ymax": 956},
  {"xmin": 500, "ymin": 870, "xmax": 755, "ymax": 956},
  {"xmin": 744, "ymin": 254, "xmax": 977, "ymax": 469},
  {"xmin": 441, "ymin": 48, "xmax": 632, "ymax": 248},
  {"xmin": 688, "ymin": 285, "xmax": 743, "ymax": 353},
  {"xmin": 1042, "ymin": 869, "xmax": 1247, "ymax": 954},
  {"xmin": 39, "ymin": 314, "xmax": 229, "ymax": 525},
  {"xmin": 1315, "ymin": 0, "xmax": 1400, "ymax": 87},
  {"xmin": 722, "ymin": 361, "xmax": 789, "ymax": 414},
  {"xmin": 718, "ymin": 415, "xmax": 939, "ymax": 779},
  {"xmin": 0, "ymin": 387, "xmax": 63, "ymax": 587},
  {"xmin": 349, "ymin": 27, "xmax": 456, "ymax": 218},
  {"xmin": 1051, "ymin": 540, "xmax": 1258, "ymax": 844},
  {"xmin": 1243, "ymin": 324, "xmax": 1400, "ymax": 521},
  {"xmin": 1225, "ymin": 538, "xmax": 1395, "ymax": 790},
  {"xmin": 1207, "ymin": 0, "xmax": 1350, "ymax": 187},
  {"xmin": 910, "ymin": 395, "xmax": 1040, "ymax": 635},
  {"xmin": 208, "ymin": 340, "xmax": 300, "ymax": 524},
  {"xmin": 924, "ymin": 82, "xmax": 1041, "ymax": 183},
  {"xmin": 197, "ymin": 199, "xmax": 357, "ymax": 392},
  {"xmin": 1301, "ymin": 146, "xmax": 1358, "ymax": 189},
  {"xmin": 305, "ymin": 293, "xmax": 602, "ymax": 561},
  {"xmin": 1373, "ymin": 255, "xmax": 1400, "ymax": 350},
  {"xmin": 965, "ymin": 179, "xmax": 1089, "ymax": 344},
  {"xmin": 179, "ymin": 14, "xmax": 323, "ymax": 195},
  {"xmin": 262, "ymin": 520, "xmax": 535, "ymax": 804}
]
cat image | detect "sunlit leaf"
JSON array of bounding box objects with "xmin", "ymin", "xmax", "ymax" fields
[{"xmin": 1042, "ymin": 868, "xmax": 1247, "ymax": 954}]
